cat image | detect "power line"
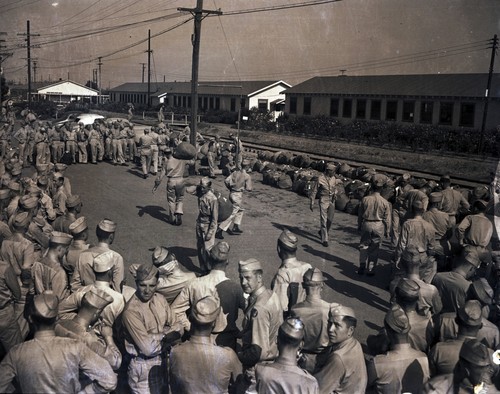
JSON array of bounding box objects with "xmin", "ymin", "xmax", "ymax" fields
[{"xmin": 220, "ymin": 0, "xmax": 340, "ymax": 16}]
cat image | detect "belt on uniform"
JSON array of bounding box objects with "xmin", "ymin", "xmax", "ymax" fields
[
  {"xmin": 363, "ymin": 219, "xmax": 382, "ymax": 222},
  {"xmin": 167, "ymin": 176, "xmax": 181, "ymax": 178},
  {"xmin": 301, "ymin": 349, "xmax": 324, "ymax": 355},
  {"xmin": 130, "ymin": 353, "xmax": 163, "ymax": 360}
]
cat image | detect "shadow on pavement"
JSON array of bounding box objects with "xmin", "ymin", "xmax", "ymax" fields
[
  {"xmin": 136, "ymin": 205, "xmax": 170, "ymax": 222},
  {"xmin": 127, "ymin": 168, "xmax": 146, "ymax": 178},
  {"xmin": 270, "ymin": 221, "xmax": 322, "ymax": 245},
  {"xmin": 168, "ymin": 246, "xmax": 202, "ymax": 274}
]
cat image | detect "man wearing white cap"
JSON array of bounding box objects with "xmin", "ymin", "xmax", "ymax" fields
[
  {"xmin": 65, "ymin": 216, "xmax": 90, "ymax": 274},
  {"xmin": 196, "ymin": 177, "xmax": 219, "ymax": 272},
  {"xmin": 238, "ymin": 258, "xmax": 283, "ymax": 392},
  {"xmin": 170, "ymin": 295, "xmax": 242, "ymax": 393},
  {"xmin": 71, "ymin": 218, "xmax": 124, "ymax": 292},
  {"xmin": 0, "ymin": 291, "xmax": 117, "ymax": 393},
  {"xmin": 256, "ymin": 317, "xmax": 319, "ymax": 393},
  {"xmin": 314, "ymin": 304, "xmax": 367, "ymax": 394},
  {"xmin": 271, "ymin": 229, "xmax": 312, "ymax": 315},
  {"xmin": 52, "ymin": 194, "xmax": 81, "ymax": 234},
  {"xmin": 309, "ymin": 162, "xmax": 342, "ymax": 247}
]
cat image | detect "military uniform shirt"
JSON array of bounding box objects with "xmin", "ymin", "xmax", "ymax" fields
[
  {"xmin": 423, "ymin": 208, "xmax": 452, "ymax": 239},
  {"xmin": 271, "ymin": 257, "xmax": 312, "ymax": 313},
  {"xmin": 441, "ymin": 187, "xmax": 470, "ymax": 215},
  {"xmin": 256, "ymin": 361, "xmax": 319, "ymax": 394},
  {"xmin": 1, "ymin": 233, "xmax": 35, "ymax": 275},
  {"xmin": 432, "ymin": 271, "xmax": 471, "ymax": 313},
  {"xmin": 456, "ymin": 213, "xmax": 493, "ymax": 247},
  {"xmin": 358, "ymin": 192, "xmax": 392, "ymax": 228},
  {"xmin": 395, "ymin": 217, "xmax": 436, "ymax": 261}
]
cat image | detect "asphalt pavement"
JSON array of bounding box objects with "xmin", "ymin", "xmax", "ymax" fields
[{"xmin": 65, "ymin": 158, "xmax": 392, "ymax": 345}]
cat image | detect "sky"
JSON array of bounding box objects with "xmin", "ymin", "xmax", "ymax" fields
[{"xmin": 1, "ymin": 0, "xmax": 499, "ymax": 89}]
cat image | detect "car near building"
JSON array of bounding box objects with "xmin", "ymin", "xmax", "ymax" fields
[{"xmin": 55, "ymin": 113, "xmax": 104, "ymax": 128}]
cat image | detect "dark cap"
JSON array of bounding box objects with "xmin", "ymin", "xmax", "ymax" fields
[
  {"xmin": 210, "ymin": 241, "xmax": 230, "ymax": 262},
  {"xmin": 278, "ymin": 229, "xmax": 298, "ymax": 250},
  {"xmin": 303, "ymin": 267, "xmax": 326, "ymax": 284},
  {"xmin": 471, "ymin": 278, "xmax": 494, "ymax": 306},
  {"xmin": 474, "ymin": 200, "xmax": 488, "ymax": 210},
  {"xmin": 190, "ymin": 295, "xmax": 221, "ymax": 324},
  {"xmin": 33, "ymin": 290, "xmax": 59, "ymax": 319},
  {"xmin": 279, "ymin": 317, "xmax": 305, "ymax": 340},
  {"xmin": 395, "ymin": 278, "xmax": 420, "ymax": 300},
  {"xmin": 135, "ymin": 263, "xmax": 158, "ymax": 282},
  {"xmin": 384, "ymin": 305, "xmax": 410, "ymax": 334},
  {"xmin": 459, "ymin": 339, "xmax": 490, "ymax": 366},
  {"xmin": 457, "ymin": 300, "xmax": 483, "ymax": 327},
  {"xmin": 440, "ymin": 174, "xmax": 451, "ymax": 182}
]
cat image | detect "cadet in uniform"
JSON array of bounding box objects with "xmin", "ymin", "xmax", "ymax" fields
[
  {"xmin": 309, "ymin": 162, "xmax": 342, "ymax": 247},
  {"xmin": 88, "ymin": 124, "xmax": 104, "ymax": 164},
  {"xmin": 314, "ymin": 305, "xmax": 367, "ymax": 394},
  {"xmin": 358, "ymin": 173, "xmax": 392, "ymax": 276},
  {"xmin": 195, "ymin": 177, "xmax": 219, "ymax": 272},
  {"xmin": 170, "ymin": 296, "xmax": 242, "ymax": 393},
  {"xmin": 440, "ymin": 174, "xmax": 471, "ymax": 227},
  {"xmin": 217, "ymin": 159, "xmax": 252, "ymax": 237},
  {"xmin": 290, "ymin": 268, "xmax": 331, "ymax": 373},
  {"xmin": 367, "ymin": 305, "xmax": 430, "ymax": 394},
  {"xmin": 238, "ymin": 258, "xmax": 283, "ymax": 392},
  {"xmin": 149, "ymin": 126, "xmax": 160, "ymax": 175},
  {"xmin": 138, "ymin": 128, "xmax": 153, "ymax": 179},
  {"xmin": 0, "ymin": 257, "xmax": 22, "ymax": 353},
  {"xmin": 122, "ymin": 263, "xmax": 178, "ymax": 394},
  {"xmin": 256, "ymin": 317, "xmax": 319, "ymax": 394},
  {"xmin": 271, "ymin": 229, "xmax": 312, "ymax": 316},
  {"xmin": 0, "ymin": 291, "xmax": 117, "ymax": 394},
  {"xmin": 63, "ymin": 123, "xmax": 77, "ymax": 164},
  {"xmin": 65, "ymin": 216, "xmax": 90, "ymax": 276}
]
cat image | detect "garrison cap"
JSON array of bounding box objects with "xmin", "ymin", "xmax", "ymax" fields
[
  {"xmin": 36, "ymin": 163, "xmax": 49, "ymax": 173},
  {"xmin": 83, "ymin": 287, "xmax": 113, "ymax": 310},
  {"xmin": 210, "ymin": 241, "xmax": 230, "ymax": 262},
  {"xmin": 13, "ymin": 211, "xmax": 30, "ymax": 228},
  {"xmin": 238, "ymin": 258, "xmax": 262, "ymax": 272},
  {"xmin": 199, "ymin": 177, "xmax": 211, "ymax": 188},
  {"xmin": 37, "ymin": 176, "xmax": 49, "ymax": 187},
  {"xmin": 69, "ymin": 216, "xmax": 87, "ymax": 235},
  {"xmin": 460, "ymin": 339, "xmax": 490, "ymax": 366},
  {"xmin": 325, "ymin": 162, "xmax": 337, "ymax": 171},
  {"xmin": 190, "ymin": 295, "xmax": 221, "ymax": 324},
  {"xmin": 152, "ymin": 246, "xmax": 169, "ymax": 265},
  {"xmin": 279, "ymin": 317, "xmax": 305, "ymax": 341},
  {"xmin": 457, "ymin": 300, "xmax": 483, "ymax": 327},
  {"xmin": 33, "ymin": 290, "xmax": 59, "ymax": 319},
  {"xmin": 242, "ymin": 159, "xmax": 251, "ymax": 167},
  {"xmin": 52, "ymin": 172, "xmax": 64, "ymax": 181},
  {"xmin": 7, "ymin": 181, "xmax": 20, "ymax": 191},
  {"xmin": 93, "ymin": 250, "xmax": 115, "ymax": 273},
  {"xmin": 384, "ymin": 304, "xmax": 410, "ymax": 334},
  {"xmin": 371, "ymin": 173, "xmax": 387, "ymax": 187},
  {"xmin": 402, "ymin": 173, "xmax": 411, "ymax": 181},
  {"xmin": 395, "ymin": 278, "xmax": 420, "ymax": 300},
  {"xmin": 32, "ymin": 215, "xmax": 45, "ymax": 227},
  {"xmin": 10, "ymin": 164, "xmax": 22, "ymax": 176},
  {"xmin": 429, "ymin": 192, "xmax": 443, "ymax": 203},
  {"xmin": 303, "ymin": 267, "xmax": 326, "ymax": 284},
  {"xmin": 50, "ymin": 231, "xmax": 73, "ymax": 246},
  {"xmin": 412, "ymin": 200, "xmax": 424, "ymax": 210},
  {"xmin": 65, "ymin": 194, "xmax": 81, "ymax": 208},
  {"xmin": 278, "ymin": 229, "xmax": 298, "ymax": 250},
  {"xmin": 0, "ymin": 189, "xmax": 10, "ymax": 200},
  {"xmin": 162, "ymin": 146, "xmax": 172, "ymax": 154},
  {"xmin": 20, "ymin": 195, "xmax": 38, "ymax": 209},
  {"xmin": 464, "ymin": 248, "xmax": 481, "ymax": 268},
  {"xmin": 27, "ymin": 185, "xmax": 42, "ymax": 196},
  {"xmin": 98, "ymin": 219, "xmax": 117, "ymax": 233},
  {"xmin": 440, "ymin": 174, "xmax": 451, "ymax": 182},
  {"xmin": 471, "ymin": 278, "xmax": 494, "ymax": 306},
  {"xmin": 329, "ymin": 304, "xmax": 356, "ymax": 321},
  {"xmin": 135, "ymin": 263, "xmax": 158, "ymax": 282}
]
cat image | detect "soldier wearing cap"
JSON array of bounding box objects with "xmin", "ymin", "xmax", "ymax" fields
[
  {"xmin": 256, "ymin": 317, "xmax": 319, "ymax": 394},
  {"xmin": 55, "ymin": 287, "xmax": 122, "ymax": 370},
  {"xmin": 367, "ymin": 305, "xmax": 430, "ymax": 393},
  {"xmin": 423, "ymin": 191, "xmax": 453, "ymax": 270},
  {"xmin": 87, "ymin": 123, "xmax": 104, "ymax": 164},
  {"xmin": 0, "ymin": 257, "xmax": 22, "ymax": 353},
  {"xmin": 126, "ymin": 123, "xmax": 137, "ymax": 162},
  {"xmin": 34, "ymin": 125, "xmax": 49, "ymax": 166},
  {"xmin": 31, "ymin": 231, "xmax": 73, "ymax": 301},
  {"xmin": 195, "ymin": 177, "xmax": 219, "ymax": 272},
  {"xmin": 60, "ymin": 249, "xmax": 125, "ymax": 330},
  {"xmin": 216, "ymin": 158, "xmax": 252, "ymax": 237},
  {"xmin": 51, "ymin": 172, "xmax": 68, "ymax": 217},
  {"xmin": 138, "ymin": 127, "xmax": 153, "ymax": 178},
  {"xmin": 13, "ymin": 121, "xmax": 30, "ymax": 166},
  {"xmin": 63, "ymin": 124, "xmax": 77, "ymax": 164},
  {"xmin": 394, "ymin": 199, "xmax": 436, "ymax": 283},
  {"xmin": 52, "ymin": 194, "xmax": 81, "ymax": 234},
  {"xmin": 290, "ymin": 268, "xmax": 331, "ymax": 373},
  {"xmin": 170, "ymin": 295, "xmax": 242, "ymax": 393},
  {"xmin": 1, "ymin": 211, "xmax": 35, "ymax": 276},
  {"xmin": 54, "ymin": 162, "xmax": 72, "ymax": 197},
  {"xmin": 429, "ymin": 300, "xmax": 484, "ymax": 376},
  {"xmin": 456, "ymin": 199, "xmax": 493, "ymax": 272},
  {"xmin": 65, "ymin": 216, "xmax": 90, "ymax": 273},
  {"xmin": 206, "ymin": 136, "xmax": 221, "ymax": 178},
  {"xmin": 440, "ymin": 174, "xmax": 471, "ymax": 227},
  {"xmin": 71, "ymin": 218, "xmax": 124, "ymax": 292},
  {"xmin": 424, "ymin": 339, "xmax": 495, "ymax": 393},
  {"xmin": 309, "ymin": 162, "xmax": 342, "ymax": 247},
  {"xmin": 5, "ymin": 181, "xmax": 21, "ymax": 219},
  {"xmin": 271, "ymin": 229, "xmax": 312, "ymax": 316},
  {"xmin": 171, "ymin": 241, "xmax": 242, "ymax": 347},
  {"xmin": 122, "ymin": 262, "xmax": 179, "ymax": 394},
  {"xmin": 391, "ymin": 172, "xmax": 414, "ymax": 249},
  {"xmin": 432, "ymin": 251, "xmax": 479, "ymax": 313},
  {"xmin": 314, "ymin": 305, "xmax": 367, "ymax": 394},
  {"xmin": 153, "ymin": 146, "xmax": 193, "ymax": 225},
  {"xmin": 0, "ymin": 291, "xmax": 117, "ymax": 393},
  {"xmin": 48, "ymin": 124, "xmax": 65, "ymax": 164},
  {"xmin": 238, "ymin": 258, "xmax": 283, "ymax": 391},
  {"xmin": 357, "ymin": 173, "xmax": 392, "ymax": 275}
]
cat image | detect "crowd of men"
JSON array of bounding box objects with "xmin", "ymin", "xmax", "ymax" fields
[{"xmin": 0, "ymin": 106, "xmax": 499, "ymax": 394}]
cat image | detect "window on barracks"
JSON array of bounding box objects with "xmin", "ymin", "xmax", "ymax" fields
[
  {"xmin": 303, "ymin": 97, "xmax": 311, "ymax": 115},
  {"xmin": 330, "ymin": 98, "xmax": 339, "ymax": 117},
  {"xmin": 342, "ymin": 99, "xmax": 352, "ymax": 118},
  {"xmin": 188, "ymin": 96, "xmax": 192, "ymax": 108},
  {"xmin": 370, "ymin": 100, "xmax": 381, "ymax": 120},
  {"xmin": 439, "ymin": 102, "xmax": 454, "ymax": 125},
  {"xmin": 258, "ymin": 99, "xmax": 268, "ymax": 112},
  {"xmin": 203, "ymin": 97, "xmax": 208, "ymax": 110},
  {"xmin": 386, "ymin": 100, "xmax": 397, "ymax": 121},
  {"xmin": 420, "ymin": 101, "xmax": 433, "ymax": 124},
  {"xmin": 290, "ymin": 96, "xmax": 297, "ymax": 114},
  {"xmin": 209, "ymin": 97, "xmax": 214, "ymax": 109},
  {"xmin": 459, "ymin": 103, "xmax": 475, "ymax": 127},
  {"xmin": 215, "ymin": 97, "xmax": 220, "ymax": 110},
  {"xmin": 402, "ymin": 101, "xmax": 415, "ymax": 123},
  {"xmin": 240, "ymin": 98, "xmax": 246, "ymax": 109},
  {"xmin": 182, "ymin": 96, "xmax": 187, "ymax": 108},
  {"xmin": 356, "ymin": 99, "xmax": 366, "ymax": 119},
  {"xmin": 230, "ymin": 98, "xmax": 236, "ymax": 112}
]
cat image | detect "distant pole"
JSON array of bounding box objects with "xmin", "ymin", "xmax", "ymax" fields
[
  {"xmin": 98, "ymin": 56, "xmax": 102, "ymax": 104},
  {"xmin": 33, "ymin": 61, "xmax": 37, "ymax": 84},
  {"xmin": 178, "ymin": 1, "xmax": 222, "ymax": 147},
  {"xmin": 479, "ymin": 34, "xmax": 498, "ymax": 154},
  {"xmin": 140, "ymin": 63, "xmax": 146, "ymax": 83},
  {"xmin": 147, "ymin": 30, "xmax": 151, "ymax": 107},
  {"xmin": 27, "ymin": 21, "xmax": 31, "ymax": 108}
]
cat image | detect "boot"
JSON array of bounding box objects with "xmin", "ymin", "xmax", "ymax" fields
[
  {"xmin": 175, "ymin": 214, "xmax": 182, "ymax": 226},
  {"xmin": 232, "ymin": 224, "xmax": 243, "ymax": 234},
  {"xmin": 357, "ymin": 263, "xmax": 366, "ymax": 275},
  {"xmin": 215, "ymin": 229, "xmax": 224, "ymax": 239},
  {"xmin": 367, "ymin": 261, "xmax": 376, "ymax": 276}
]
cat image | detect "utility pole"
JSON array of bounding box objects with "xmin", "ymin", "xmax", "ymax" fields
[
  {"xmin": 140, "ymin": 63, "xmax": 146, "ymax": 83},
  {"xmin": 178, "ymin": 1, "xmax": 222, "ymax": 147},
  {"xmin": 33, "ymin": 60, "xmax": 37, "ymax": 83},
  {"xmin": 479, "ymin": 34, "xmax": 498, "ymax": 154},
  {"xmin": 18, "ymin": 21, "xmax": 39, "ymax": 108},
  {"xmin": 98, "ymin": 56, "xmax": 102, "ymax": 104},
  {"xmin": 0, "ymin": 31, "xmax": 9, "ymax": 108},
  {"xmin": 147, "ymin": 30, "xmax": 152, "ymax": 107}
]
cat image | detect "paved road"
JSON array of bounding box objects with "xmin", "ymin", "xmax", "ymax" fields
[{"xmin": 66, "ymin": 159, "xmax": 391, "ymax": 345}]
